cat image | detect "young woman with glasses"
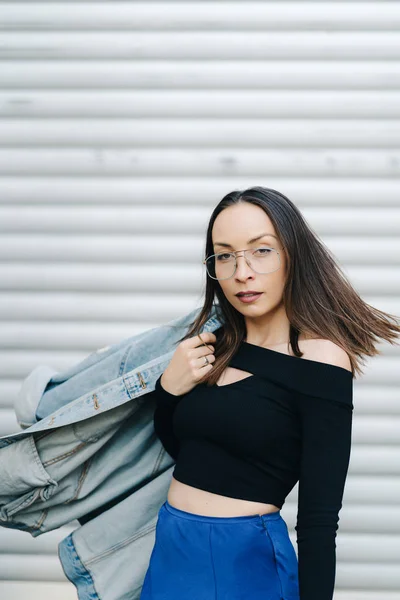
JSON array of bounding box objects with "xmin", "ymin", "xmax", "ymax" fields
[{"xmin": 140, "ymin": 186, "xmax": 400, "ymax": 600}]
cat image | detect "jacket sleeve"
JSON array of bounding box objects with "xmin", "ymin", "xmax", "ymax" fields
[
  {"xmin": 153, "ymin": 374, "xmax": 184, "ymax": 461},
  {"xmin": 295, "ymin": 390, "xmax": 353, "ymax": 600}
]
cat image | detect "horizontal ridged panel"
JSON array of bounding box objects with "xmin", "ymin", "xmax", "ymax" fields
[
  {"xmin": 2, "ymin": 91, "xmax": 400, "ymax": 118},
  {"xmin": 0, "ymin": 381, "xmax": 20, "ymax": 407},
  {"xmin": 0, "ymin": 177, "xmax": 399, "ymax": 206},
  {"xmin": 0, "ymin": 582, "xmax": 76, "ymax": 600},
  {"xmin": 350, "ymin": 417, "xmax": 400, "ymax": 445},
  {"xmin": 0, "ymin": 526, "xmax": 76, "ymax": 555},
  {"xmin": 0, "ymin": 555, "xmax": 72, "ymax": 581},
  {"xmin": 346, "ymin": 447, "xmax": 400, "ymax": 474},
  {"xmin": 0, "ymin": 148, "xmax": 398, "ymax": 176},
  {"xmin": 341, "ymin": 475, "xmax": 400, "ymax": 504},
  {"xmin": 0, "ymin": 411, "xmax": 19, "ymax": 434},
  {"xmin": 2, "ymin": 3, "xmax": 400, "ymax": 31},
  {"xmin": 2, "ymin": 206, "xmax": 400, "ymax": 234},
  {"xmin": 353, "ymin": 386, "xmax": 400, "ymax": 415},
  {"xmin": 2, "ymin": 32, "xmax": 400, "ymax": 60},
  {"xmin": 1, "ymin": 119, "xmax": 400, "ymax": 147},
  {"xmin": 0, "ymin": 294, "xmax": 219, "ymax": 322},
  {"xmin": 1, "ymin": 61, "xmax": 399, "ymax": 89},
  {"xmin": 0, "ymin": 323, "xmax": 151, "ymax": 350},
  {"xmin": 335, "ymin": 564, "xmax": 400, "ymax": 600},
  {"xmin": 1, "ymin": 207, "xmax": 400, "ymax": 234},
  {"xmin": 333, "ymin": 564, "xmax": 400, "ymax": 591}
]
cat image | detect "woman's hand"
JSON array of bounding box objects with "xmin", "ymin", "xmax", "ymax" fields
[{"xmin": 160, "ymin": 331, "xmax": 217, "ymax": 396}]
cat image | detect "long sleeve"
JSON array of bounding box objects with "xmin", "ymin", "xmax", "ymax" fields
[
  {"xmin": 153, "ymin": 374, "xmax": 183, "ymax": 461},
  {"xmin": 295, "ymin": 390, "xmax": 353, "ymax": 600}
]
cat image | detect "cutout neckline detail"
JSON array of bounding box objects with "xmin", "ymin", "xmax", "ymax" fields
[
  {"xmin": 215, "ymin": 374, "xmax": 255, "ymax": 389},
  {"xmin": 215, "ymin": 331, "xmax": 354, "ymax": 406}
]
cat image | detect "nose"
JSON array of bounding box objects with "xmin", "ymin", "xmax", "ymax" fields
[{"xmin": 234, "ymin": 252, "xmax": 255, "ymax": 279}]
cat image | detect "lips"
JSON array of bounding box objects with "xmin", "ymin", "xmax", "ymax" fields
[
  {"xmin": 236, "ymin": 292, "xmax": 262, "ymax": 297},
  {"xmin": 236, "ymin": 292, "xmax": 263, "ymax": 304}
]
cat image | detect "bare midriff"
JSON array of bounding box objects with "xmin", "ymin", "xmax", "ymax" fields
[{"xmin": 167, "ymin": 477, "xmax": 280, "ymax": 517}]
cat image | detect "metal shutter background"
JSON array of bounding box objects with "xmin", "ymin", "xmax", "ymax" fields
[{"xmin": 1, "ymin": 2, "xmax": 399, "ymax": 599}]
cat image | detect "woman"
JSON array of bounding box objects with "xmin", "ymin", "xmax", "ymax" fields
[{"xmin": 140, "ymin": 186, "xmax": 400, "ymax": 600}]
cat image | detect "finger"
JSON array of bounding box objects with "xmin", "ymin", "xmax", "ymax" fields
[
  {"xmin": 198, "ymin": 345, "xmax": 214, "ymax": 356},
  {"xmin": 197, "ymin": 332, "xmax": 216, "ymax": 351},
  {"xmin": 191, "ymin": 345, "xmax": 214, "ymax": 361},
  {"xmin": 198, "ymin": 353, "xmax": 215, "ymax": 367}
]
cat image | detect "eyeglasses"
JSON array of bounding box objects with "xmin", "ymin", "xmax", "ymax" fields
[{"xmin": 203, "ymin": 246, "xmax": 284, "ymax": 281}]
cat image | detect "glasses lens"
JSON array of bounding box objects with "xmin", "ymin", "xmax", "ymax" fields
[
  {"xmin": 247, "ymin": 247, "xmax": 280, "ymax": 274},
  {"xmin": 205, "ymin": 248, "xmax": 280, "ymax": 280},
  {"xmin": 206, "ymin": 253, "xmax": 236, "ymax": 280}
]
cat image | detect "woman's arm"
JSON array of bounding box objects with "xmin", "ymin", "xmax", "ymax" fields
[{"xmin": 295, "ymin": 390, "xmax": 353, "ymax": 600}]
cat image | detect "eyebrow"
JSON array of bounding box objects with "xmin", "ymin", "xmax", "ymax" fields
[{"xmin": 214, "ymin": 233, "xmax": 278, "ymax": 248}]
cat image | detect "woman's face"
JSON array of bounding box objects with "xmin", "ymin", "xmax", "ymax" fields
[{"xmin": 211, "ymin": 203, "xmax": 287, "ymax": 318}]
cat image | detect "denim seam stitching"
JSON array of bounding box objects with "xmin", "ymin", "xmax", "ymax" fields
[
  {"xmin": 84, "ymin": 522, "xmax": 157, "ymax": 566},
  {"xmin": 42, "ymin": 441, "xmax": 87, "ymax": 467},
  {"xmin": 65, "ymin": 456, "xmax": 93, "ymax": 504}
]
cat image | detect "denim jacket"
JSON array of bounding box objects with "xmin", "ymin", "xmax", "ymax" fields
[{"xmin": 0, "ymin": 304, "xmax": 222, "ymax": 600}]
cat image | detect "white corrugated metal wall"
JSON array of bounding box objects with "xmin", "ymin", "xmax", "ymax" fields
[{"xmin": 0, "ymin": 2, "xmax": 399, "ymax": 599}]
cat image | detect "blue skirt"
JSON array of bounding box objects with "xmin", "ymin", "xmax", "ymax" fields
[{"xmin": 140, "ymin": 500, "xmax": 299, "ymax": 600}]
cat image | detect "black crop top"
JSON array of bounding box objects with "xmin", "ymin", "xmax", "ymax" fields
[{"xmin": 153, "ymin": 327, "xmax": 354, "ymax": 600}]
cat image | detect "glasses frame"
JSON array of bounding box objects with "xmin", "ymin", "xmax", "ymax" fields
[{"xmin": 203, "ymin": 245, "xmax": 285, "ymax": 281}]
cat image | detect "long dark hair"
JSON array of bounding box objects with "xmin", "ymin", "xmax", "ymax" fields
[{"xmin": 175, "ymin": 186, "xmax": 400, "ymax": 381}]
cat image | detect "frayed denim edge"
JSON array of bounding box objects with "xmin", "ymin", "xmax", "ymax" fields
[{"xmin": 58, "ymin": 532, "xmax": 99, "ymax": 600}]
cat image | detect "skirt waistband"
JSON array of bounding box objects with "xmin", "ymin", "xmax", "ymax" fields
[{"xmin": 163, "ymin": 499, "xmax": 282, "ymax": 524}]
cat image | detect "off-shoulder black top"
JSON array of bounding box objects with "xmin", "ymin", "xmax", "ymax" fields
[{"xmin": 153, "ymin": 326, "xmax": 354, "ymax": 600}]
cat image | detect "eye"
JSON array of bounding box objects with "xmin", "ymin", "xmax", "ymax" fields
[
  {"xmin": 216, "ymin": 253, "xmax": 233, "ymax": 261},
  {"xmin": 254, "ymin": 247, "xmax": 272, "ymax": 255}
]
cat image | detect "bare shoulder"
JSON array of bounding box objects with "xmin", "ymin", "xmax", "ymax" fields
[{"xmin": 299, "ymin": 338, "xmax": 352, "ymax": 372}]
